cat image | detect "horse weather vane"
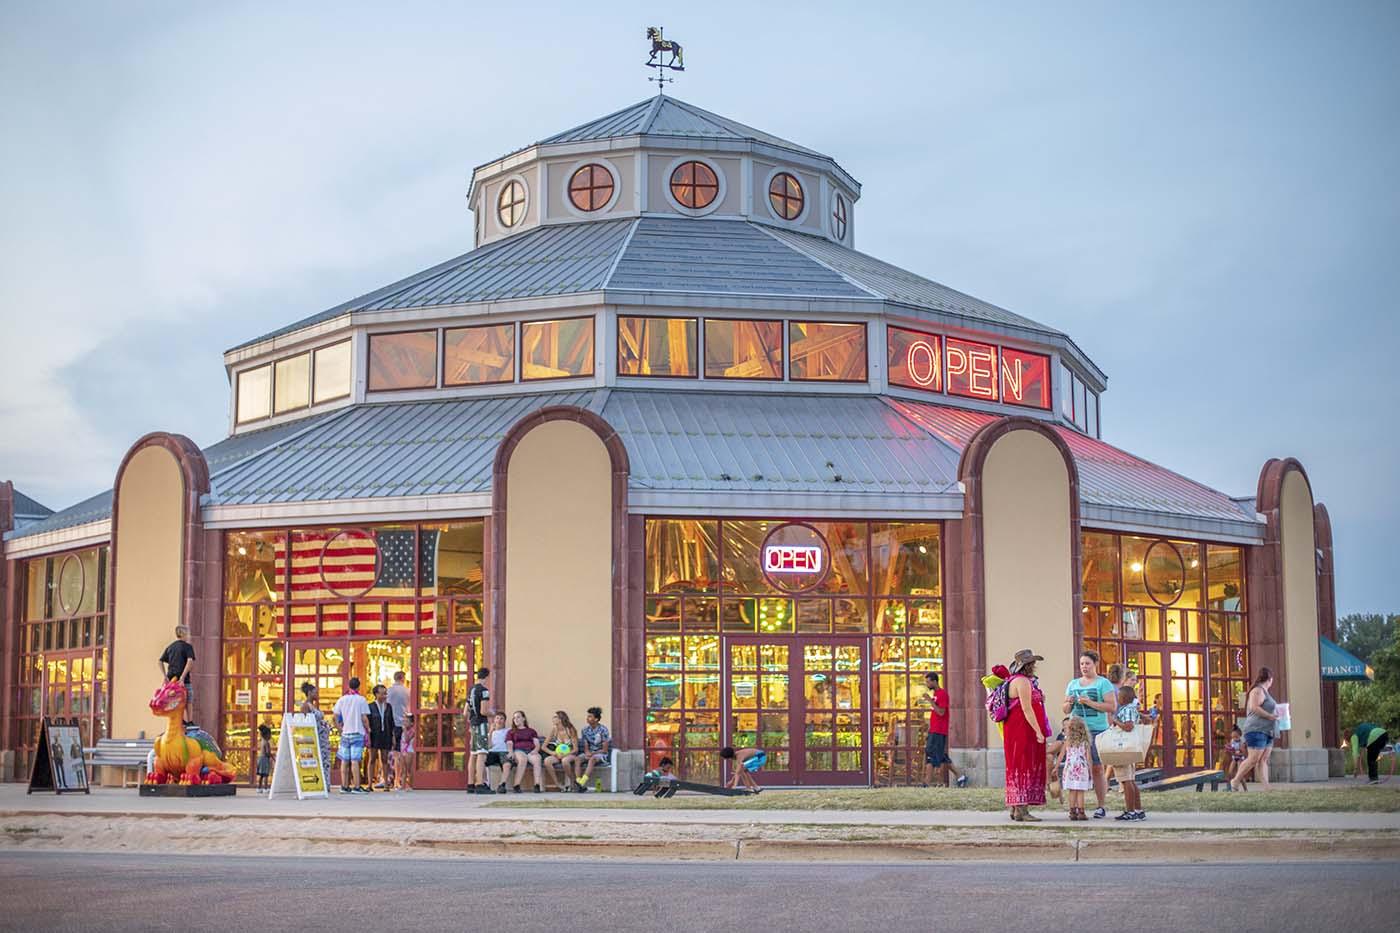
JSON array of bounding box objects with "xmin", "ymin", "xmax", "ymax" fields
[{"xmin": 645, "ymin": 26, "xmax": 684, "ymax": 93}]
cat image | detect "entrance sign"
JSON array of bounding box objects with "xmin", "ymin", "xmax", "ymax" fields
[
  {"xmin": 267, "ymin": 713, "xmax": 328, "ymax": 800},
  {"xmin": 760, "ymin": 523, "xmax": 830, "ymax": 593},
  {"xmin": 28, "ymin": 718, "xmax": 90, "ymax": 795}
]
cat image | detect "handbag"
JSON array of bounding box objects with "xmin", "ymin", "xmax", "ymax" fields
[{"xmin": 1095, "ymin": 727, "xmax": 1144, "ymax": 767}]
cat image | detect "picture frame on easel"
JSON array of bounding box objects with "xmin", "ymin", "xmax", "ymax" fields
[{"xmin": 28, "ymin": 717, "xmax": 91, "ymax": 795}]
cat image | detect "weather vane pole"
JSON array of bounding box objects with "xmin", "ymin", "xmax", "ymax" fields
[{"xmin": 645, "ymin": 26, "xmax": 684, "ymax": 94}]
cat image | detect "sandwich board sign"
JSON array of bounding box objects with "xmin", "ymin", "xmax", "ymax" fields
[
  {"xmin": 28, "ymin": 717, "xmax": 90, "ymax": 795},
  {"xmin": 267, "ymin": 712, "xmax": 328, "ymax": 800}
]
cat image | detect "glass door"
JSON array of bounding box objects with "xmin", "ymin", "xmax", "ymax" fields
[
  {"xmin": 724, "ymin": 636, "xmax": 868, "ymax": 786},
  {"xmin": 42, "ymin": 651, "xmax": 99, "ymax": 746},
  {"xmin": 798, "ymin": 639, "xmax": 867, "ymax": 785},
  {"xmin": 726, "ymin": 640, "xmax": 795, "ymax": 785},
  {"xmin": 290, "ymin": 640, "xmax": 348, "ymax": 758},
  {"xmin": 1127, "ymin": 645, "xmax": 1208, "ymax": 774},
  {"xmin": 412, "ymin": 638, "xmax": 479, "ymax": 789}
]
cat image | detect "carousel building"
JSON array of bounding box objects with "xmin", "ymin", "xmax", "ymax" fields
[{"xmin": 1, "ymin": 94, "xmax": 1341, "ymax": 788}]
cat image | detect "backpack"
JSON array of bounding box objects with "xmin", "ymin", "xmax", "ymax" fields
[{"xmin": 985, "ymin": 679, "xmax": 1012, "ymax": 723}]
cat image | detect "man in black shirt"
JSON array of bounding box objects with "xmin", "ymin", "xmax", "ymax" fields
[
  {"xmin": 464, "ymin": 667, "xmax": 491, "ymax": 792},
  {"xmin": 158, "ymin": 625, "xmax": 197, "ymax": 721}
]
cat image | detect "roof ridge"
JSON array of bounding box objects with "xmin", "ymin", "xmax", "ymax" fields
[
  {"xmin": 601, "ymin": 217, "xmax": 641, "ymax": 288},
  {"xmin": 640, "ymin": 94, "xmax": 668, "ymax": 134},
  {"xmin": 748, "ymin": 222, "xmax": 882, "ymax": 299},
  {"xmin": 538, "ymin": 97, "xmax": 655, "ymax": 145}
]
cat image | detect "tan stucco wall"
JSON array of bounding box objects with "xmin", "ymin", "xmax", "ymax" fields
[
  {"xmin": 111, "ymin": 446, "xmax": 185, "ymax": 739},
  {"xmin": 503, "ymin": 420, "xmax": 613, "ymax": 728},
  {"xmin": 543, "ymin": 156, "xmax": 637, "ymax": 219},
  {"xmin": 648, "ymin": 156, "xmax": 743, "ymax": 215},
  {"xmin": 982, "ymin": 430, "xmax": 1074, "ymax": 746},
  {"xmin": 1281, "ymin": 470, "xmax": 1322, "ymax": 747}
]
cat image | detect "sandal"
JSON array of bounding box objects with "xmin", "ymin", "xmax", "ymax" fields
[
  {"xmin": 1021, "ymin": 810, "xmax": 1042, "ymax": 822},
  {"xmin": 1010, "ymin": 808, "xmax": 1024, "ymax": 822}
]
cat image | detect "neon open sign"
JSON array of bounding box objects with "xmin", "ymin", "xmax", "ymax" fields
[
  {"xmin": 888, "ymin": 326, "xmax": 1051, "ymax": 410},
  {"xmin": 764, "ymin": 544, "xmax": 824, "ymax": 575},
  {"xmin": 760, "ymin": 522, "xmax": 831, "ymax": 593}
]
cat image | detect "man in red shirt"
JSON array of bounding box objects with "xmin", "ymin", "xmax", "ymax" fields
[{"xmin": 922, "ymin": 672, "xmax": 969, "ymax": 787}]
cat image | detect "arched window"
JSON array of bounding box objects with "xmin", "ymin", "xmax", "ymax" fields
[
  {"xmin": 831, "ymin": 192, "xmax": 848, "ymax": 240},
  {"xmin": 568, "ymin": 164, "xmax": 614, "ymax": 212},
  {"xmin": 497, "ymin": 179, "xmax": 526, "ymax": 228},
  {"xmin": 669, "ymin": 160, "xmax": 719, "ymax": 210},
  {"xmin": 768, "ymin": 172, "xmax": 804, "ymax": 220}
]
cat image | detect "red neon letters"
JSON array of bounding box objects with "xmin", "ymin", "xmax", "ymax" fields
[
  {"xmin": 886, "ymin": 326, "xmax": 1050, "ymax": 410},
  {"xmin": 946, "ymin": 337, "xmax": 998, "ymax": 401},
  {"xmin": 763, "ymin": 544, "xmax": 823, "ymax": 575}
]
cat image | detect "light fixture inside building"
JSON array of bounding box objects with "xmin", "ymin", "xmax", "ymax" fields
[{"xmin": 1130, "ymin": 561, "xmax": 1144, "ymax": 573}]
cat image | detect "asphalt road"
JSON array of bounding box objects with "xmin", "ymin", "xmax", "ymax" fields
[{"xmin": 0, "ymin": 852, "xmax": 1394, "ymax": 932}]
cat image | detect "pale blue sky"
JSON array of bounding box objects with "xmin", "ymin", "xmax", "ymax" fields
[{"xmin": 2, "ymin": 2, "xmax": 1397, "ymax": 614}]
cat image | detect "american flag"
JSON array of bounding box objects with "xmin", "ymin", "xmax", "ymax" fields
[{"xmin": 275, "ymin": 529, "xmax": 437, "ymax": 636}]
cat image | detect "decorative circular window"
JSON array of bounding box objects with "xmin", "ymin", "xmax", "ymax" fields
[
  {"xmin": 760, "ymin": 522, "xmax": 831, "ymax": 594},
  {"xmin": 56, "ymin": 553, "xmax": 85, "ymax": 617},
  {"xmin": 1142, "ymin": 540, "xmax": 1186, "ymax": 606},
  {"xmin": 768, "ymin": 172, "xmax": 804, "ymax": 220},
  {"xmin": 319, "ymin": 529, "xmax": 380, "ymax": 597},
  {"xmin": 496, "ymin": 179, "xmax": 527, "ymax": 228},
  {"xmin": 568, "ymin": 164, "xmax": 614, "ymax": 212},
  {"xmin": 831, "ymin": 192, "xmax": 848, "ymax": 240},
  {"xmin": 669, "ymin": 160, "xmax": 719, "ymax": 210}
]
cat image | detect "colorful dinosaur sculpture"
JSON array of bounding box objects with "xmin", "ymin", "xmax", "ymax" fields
[{"xmin": 146, "ymin": 680, "xmax": 238, "ymax": 785}]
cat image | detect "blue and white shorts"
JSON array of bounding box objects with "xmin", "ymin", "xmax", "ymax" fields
[{"xmin": 338, "ymin": 732, "xmax": 365, "ymax": 762}]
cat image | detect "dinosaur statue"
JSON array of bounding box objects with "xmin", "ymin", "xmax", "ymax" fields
[{"xmin": 147, "ymin": 680, "xmax": 238, "ymax": 785}]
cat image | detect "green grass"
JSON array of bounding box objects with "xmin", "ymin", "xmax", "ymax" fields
[{"xmin": 486, "ymin": 784, "xmax": 1400, "ymax": 813}]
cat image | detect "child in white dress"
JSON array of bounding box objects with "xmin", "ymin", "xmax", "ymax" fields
[{"xmin": 1060, "ymin": 716, "xmax": 1093, "ymax": 820}]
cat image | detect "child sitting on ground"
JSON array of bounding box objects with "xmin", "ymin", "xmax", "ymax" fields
[
  {"xmin": 1061, "ymin": 717, "xmax": 1093, "ymax": 820},
  {"xmin": 255, "ymin": 723, "xmax": 274, "ymax": 792},
  {"xmin": 721, "ymin": 745, "xmax": 766, "ymax": 793},
  {"xmin": 1114, "ymin": 685, "xmax": 1146, "ymax": 821}
]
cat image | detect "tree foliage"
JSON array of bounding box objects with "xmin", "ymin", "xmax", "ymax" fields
[
  {"xmin": 1338, "ymin": 616, "xmax": 1400, "ymax": 732},
  {"xmin": 1336, "ymin": 613, "xmax": 1398, "ymax": 663}
]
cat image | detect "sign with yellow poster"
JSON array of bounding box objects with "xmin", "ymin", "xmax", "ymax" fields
[{"xmin": 267, "ymin": 713, "xmax": 328, "ymax": 800}]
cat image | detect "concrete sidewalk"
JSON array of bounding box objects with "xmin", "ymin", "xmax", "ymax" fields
[{"xmin": 4, "ymin": 785, "xmax": 1397, "ymax": 832}]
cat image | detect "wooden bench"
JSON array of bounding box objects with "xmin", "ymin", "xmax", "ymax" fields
[
  {"xmin": 1109, "ymin": 767, "xmax": 1163, "ymax": 789},
  {"xmin": 485, "ymin": 749, "xmax": 619, "ymax": 793},
  {"xmin": 1140, "ymin": 768, "xmax": 1227, "ymax": 793},
  {"xmin": 85, "ymin": 738, "xmax": 153, "ymax": 788}
]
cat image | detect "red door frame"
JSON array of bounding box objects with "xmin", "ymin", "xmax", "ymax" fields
[
  {"xmin": 722, "ymin": 634, "xmax": 870, "ymax": 787},
  {"xmin": 1125, "ymin": 642, "xmax": 1210, "ymax": 775}
]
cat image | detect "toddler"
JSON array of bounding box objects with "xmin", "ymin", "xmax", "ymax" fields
[{"xmin": 1060, "ymin": 717, "xmax": 1093, "ymax": 820}]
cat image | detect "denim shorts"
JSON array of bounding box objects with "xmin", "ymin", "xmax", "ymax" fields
[
  {"xmin": 1088, "ymin": 728, "xmax": 1104, "ymax": 766},
  {"xmin": 338, "ymin": 732, "xmax": 365, "ymax": 762},
  {"xmin": 1244, "ymin": 730, "xmax": 1273, "ymax": 750}
]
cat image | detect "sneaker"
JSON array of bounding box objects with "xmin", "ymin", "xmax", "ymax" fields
[
  {"xmin": 534, "ymin": 785, "xmax": 542, "ymax": 793},
  {"xmin": 477, "ymin": 784, "xmax": 492, "ymax": 793},
  {"xmin": 1093, "ymin": 807, "xmax": 1107, "ymax": 819},
  {"xmin": 339, "ymin": 787, "xmax": 353, "ymax": 795},
  {"xmin": 354, "ymin": 787, "xmax": 371, "ymax": 794},
  {"xmin": 512, "ymin": 785, "xmax": 522, "ymax": 793},
  {"xmin": 1114, "ymin": 811, "xmax": 1134, "ymax": 821},
  {"xmin": 497, "ymin": 784, "xmax": 507, "ymax": 795},
  {"xmin": 465, "ymin": 785, "xmax": 476, "ymax": 794},
  {"xmin": 1132, "ymin": 811, "xmax": 1147, "ymax": 820},
  {"xmin": 576, "ymin": 781, "xmax": 588, "ymax": 793},
  {"xmin": 956, "ymin": 775, "xmax": 969, "ymax": 788}
]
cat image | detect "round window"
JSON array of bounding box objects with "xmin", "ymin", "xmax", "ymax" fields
[
  {"xmin": 768, "ymin": 172, "xmax": 804, "ymax": 220},
  {"xmin": 760, "ymin": 522, "xmax": 831, "ymax": 594},
  {"xmin": 496, "ymin": 179, "xmax": 526, "ymax": 228},
  {"xmin": 319, "ymin": 529, "xmax": 380, "ymax": 598},
  {"xmin": 669, "ymin": 160, "xmax": 719, "ymax": 210},
  {"xmin": 831, "ymin": 192, "xmax": 848, "ymax": 240},
  {"xmin": 1142, "ymin": 540, "xmax": 1186, "ymax": 606},
  {"xmin": 56, "ymin": 553, "xmax": 85, "ymax": 617},
  {"xmin": 568, "ymin": 164, "xmax": 614, "ymax": 212}
]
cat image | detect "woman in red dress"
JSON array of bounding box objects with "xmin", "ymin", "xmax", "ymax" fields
[{"xmin": 1003, "ymin": 648, "xmax": 1050, "ymax": 821}]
